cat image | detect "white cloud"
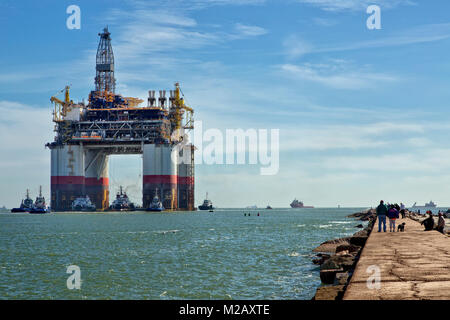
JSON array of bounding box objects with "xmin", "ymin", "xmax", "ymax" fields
[
  {"xmin": 283, "ymin": 35, "xmax": 314, "ymax": 59},
  {"xmin": 308, "ymin": 23, "xmax": 450, "ymax": 57},
  {"xmin": 280, "ymin": 62, "xmax": 397, "ymax": 89},
  {"xmin": 282, "ymin": 22, "xmax": 450, "ymax": 61},
  {"xmin": 280, "ymin": 121, "xmax": 425, "ymax": 151},
  {"xmin": 322, "ymin": 150, "xmax": 450, "ymax": 173},
  {"xmin": 234, "ymin": 23, "xmax": 267, "ymax": 37},
  {"xmin": 103, "ymin": 7, "xmax": 268, "ymax": 67},
  {"xmin": 140, "ymin": 0, "xmax": 267, "ymax": 10},
  {"xmin": 406, "ymin": 137, "xmax": 432, "ymax": 147},
  {"xmin": 296, "ymin": 0, "xmax": 415, "ymax": 12},
  {"xmin": 312, "ymin": 17, "xmax": 338, "ymax": 27}
]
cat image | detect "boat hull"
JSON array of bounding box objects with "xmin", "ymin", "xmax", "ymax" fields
[
  {"xmin": 11, "ymin": 208, "xmax": 29, "ymax": 213},
  {"xmin": 290, "ymin": 205, "xmax": 314, "ymax": 208},
  {"xmin": 110, "ymin": 204, "xmax": 136, "ymax": 211},
  {"xmin": 29, "ymin": 209, "xmax": 48, "ymax": 214},
  {"xmin": 198, "ymin": 205, "xmax": 214, "ymax": 210}
]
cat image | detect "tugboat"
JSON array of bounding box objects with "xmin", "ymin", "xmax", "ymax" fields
[
  {"xmin": 198, "ymin": 192, "xmax": 214, "ymax": 211},
  {"xmin": 11, "ymin": 189, "xmax": 34, "ymax": 213},
  {"xmin": 266, "ymin": 205, "xmax": 273, "ymax": 209},
  {"xmin": 71, "ymin": 195, "xmax": 96, "ymax": 212},
  {"xmin": 29, "ymin": 186, "xmax": 49, "ymax": 214},
  {"xmin": 110, "ymin": 186, "xmax": 135, "ymax": 211},
  {"xmin": 146, "ymin": 189, "xmax": 164, "ymax": 212},
  {"xmin": 290, "ymin": 198, "xmax": 314, "ymax": 209}
]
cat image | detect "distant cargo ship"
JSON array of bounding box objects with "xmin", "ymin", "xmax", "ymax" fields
[
  {"xmin": 290, "ymin": 199, "xmax": 314, "ymax": 208},
  {"xmin": 411, "ymin": 201, "xmax": 437, "ymax": 208}
]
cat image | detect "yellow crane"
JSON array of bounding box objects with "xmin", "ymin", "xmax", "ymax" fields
[
  {"xmin": 51, "ymin": 85, "xmax": 73, "ymax": 122},
  {"xmin": 171, "ymin": 82, "xmax": 194, "ymax": 131}
]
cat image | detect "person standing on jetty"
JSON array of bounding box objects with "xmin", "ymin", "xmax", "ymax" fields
[
  {"xmin": 437, "ymin": 212, "xmax": 446, "ymax": 234},
  {"xmin": 388, "ymin": 204, "xmax": 399, "ymax": 232},
  {"xmin": 400, "ymin": 203, "xmax": 406, "ymax": 219},
  {"xmin": 376, "ymin": 200, "xmax": 388, "ymax": 232}
]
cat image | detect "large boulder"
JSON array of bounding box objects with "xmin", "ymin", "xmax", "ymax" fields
[
  {"xmin": 349, "ymin": 228, "xmax": 369, "ymax": 246},
  {"xmin": 336, "ymin": 244, "xmax": 361, "ymax": 254},
  {"xmin": 334, "ymin": 272, "xmax": 350, "ymax": 285},
  {"xmin": 313, "ymin": 285, "xmax": 345, "ymax": 300},
  {"xmin": 353, "ymin": 229, "xmax": 369, "ymax": 237},
  {"xmin": 350, "ymin": 235, "xmax": 368, "ymax": 246},
  {"xmin": 313, "ymin": 237, "xmax": 351, "ymax": 253},
  {"xmin": 312, "ymin": 253, "xmax": 331, "ymax": 265},
  {"xmin": 348, "ymin": 209, "xmax": 376, "ymax": 221},
  {"xmin": 320, "ymin": 269, "xmax": 343, "ymax": 284},
  {"xmin": 321, "ymin": 255, "xmax": 355, "ymax": 272}
]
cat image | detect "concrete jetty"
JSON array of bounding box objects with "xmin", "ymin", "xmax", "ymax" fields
[{"xmin": 343, "ymin": 218, "xmax": 450, "ymax": 300}]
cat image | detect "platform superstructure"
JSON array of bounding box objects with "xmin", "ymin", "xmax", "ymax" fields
[{"xmin": 46, "ymin": 27, "xmax": 195, "ymax": 211}]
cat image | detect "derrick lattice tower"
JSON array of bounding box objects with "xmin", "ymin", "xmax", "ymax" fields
[{"xmin": 95, "ymin": 27, "xmax": 116, "ymax": 93}]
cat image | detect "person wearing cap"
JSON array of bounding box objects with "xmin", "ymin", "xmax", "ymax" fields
[
  {"xmin": 437, "ymin": 212, "xmax": 446, "ymax": 234},
  {"xmin": 421, "ymin": 211, "xmax": 435, "ymax": 231}
]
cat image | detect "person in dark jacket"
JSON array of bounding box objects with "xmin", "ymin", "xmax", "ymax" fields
[
  {"xmin": 421, "ymin": 211, "xmax": 435, "ymax": 231},
  {"xmin": 388, "ymin": 204, "xmax": 399, "ymax": 232},
  {"xmin": 376, "ymin": 200, "xmax": 388, "ymax": 232},
  {"xmin": 437, "ymin": 212, "xmax": 446, "ymax": 234}
]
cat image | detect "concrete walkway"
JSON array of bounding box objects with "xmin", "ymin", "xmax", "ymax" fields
[{"xmin": 343, "ymin": 217, "xmax": 450, "ymax": 300}]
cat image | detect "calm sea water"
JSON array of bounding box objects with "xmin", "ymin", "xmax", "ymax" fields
[{"xmin": 0, "ymin": 208, "xmax": 366, "ymax": 300}]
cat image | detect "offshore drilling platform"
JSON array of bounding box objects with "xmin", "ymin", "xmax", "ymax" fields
[{"xmin": 46, "ymin": 27, "xmax": 195, "ymax": 211}]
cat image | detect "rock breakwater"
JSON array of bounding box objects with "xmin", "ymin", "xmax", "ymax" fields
[{"xmin": 312, "ymin": 208, "xmax": 376, "ymax": 300}]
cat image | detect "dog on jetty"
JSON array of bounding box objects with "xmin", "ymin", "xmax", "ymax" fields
[{"xmin": 397, "ymin": 222, "xmax": 406, "ymax": 232}]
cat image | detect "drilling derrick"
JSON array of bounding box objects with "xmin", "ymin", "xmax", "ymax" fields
[
  {"xmin": 46, "ymin": 27, "xmax": 195, "ymax": 212},
  {"xmin": 95, "ymin": 27, "xmax": 115, "ymax": 93}
]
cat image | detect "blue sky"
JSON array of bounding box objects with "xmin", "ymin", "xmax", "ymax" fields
[{"xmin": 1, "ymin": 0, "xmax": 450, "ymax": 208}]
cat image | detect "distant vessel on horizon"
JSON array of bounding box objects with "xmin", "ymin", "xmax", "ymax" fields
[
  {"xmin": 411, "ymin": 201, "xmax": 437, "ymax": 208},
  {"xmin": 198, "ymin": 192, "xmax": 214, "ymax": 211},
  {"xmin": 290, "ymin": 199, "xmax": 314, "ymax": 209},
  {"xmin": 29, "ymin": 186, "xmax": 49, "ymax": 214},
  {"xmin": 11, "ymin": 189, "xmax": 34, "ymax": 213}
]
